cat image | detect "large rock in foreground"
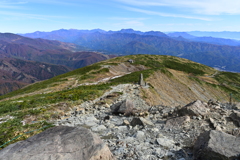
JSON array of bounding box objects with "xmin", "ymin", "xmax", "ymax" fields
[
  {"xmin": 178, "ymin": 100, "xmax": 209, "ymax": 117},
  {"xmin": 0, "ymin": 126, "xmax": 114, "ymax": 160},
  {"xmin": 194, "ymin": 130, "xmax": 240, "ymax": 160}
]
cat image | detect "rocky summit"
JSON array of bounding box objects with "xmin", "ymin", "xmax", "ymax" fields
[
  {"xmin": 2, "ymin": 83, "xmax": 239, "ymax": 160},
  {"xmin": 0, "ymin": 55, "xmax": 240, "ymax": 160},
  {"xmin": 52, "ymin": 83, "xmax": 240, "ymax": 160}
]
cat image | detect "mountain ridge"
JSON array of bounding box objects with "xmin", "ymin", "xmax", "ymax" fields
[
  {"xmin": 0, "ymin": 54, "xmax": 240, "ymax": 158},
  {"xmin": 20, "ymin": 29, "xmax": 240, "ymax": 72},
  {"xmin": 188, "ymin": 31, "xmax": 240, "ymax": 40},
  {"xmin": 1, "ymin": 54, "xmax": 239, "ymax": 103},
  {"xmin": 0, "ymin": 32, "xmax": 113, "ymax": 95},
  {"xmin": 0, "ymin": 57, "xmax": 71, "ymax": 95},
  {"xmin": 168, "ymin": 32, "xmax": 240, "ymax": 46}
]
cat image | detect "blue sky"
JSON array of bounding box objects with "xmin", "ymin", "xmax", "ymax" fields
[{"xmin": 1, "ymin": 0, "xmax": 240, "ymax": 33}]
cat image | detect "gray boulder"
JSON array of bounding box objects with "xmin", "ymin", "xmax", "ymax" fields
[
  {"xmin": 110, "ymin": 102, "xmax": 122, "ymax": 114},
  {"xmin": 111, "ymin": 99, "xmax": 135, "ymax": 116},
  {"xmin": 178, "ymin": 100, "xmax": 209, "ymax": 117},
  {"xmin": 156, "ymin": 137, "xmax": 176, "ymax": 149},
  {"xmin": 233, "ymin": 102, "xmax": 240, "ymax": 110},
  {"xmin": 0, "ymin": 126, "xmax": 114, "ymax": 160},
  {"xmin": 164, "ymin": 116, "xmax": 190, "ymax": 129},
  {"xmin": 194, "ymin": 130, "xmax": 240, "ymax": 160},
  {"xmin": 130, "ymin": 117, "xmax": 154, "ymax": 128},
  {"xmin": 230, "ymin": 110, "xmax": 240, "ymax": 127}
]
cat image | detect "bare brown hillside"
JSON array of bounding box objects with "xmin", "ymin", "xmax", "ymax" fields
[
  {"xmin": 141, "ymin": 69, "xmax": 228, "ymax": 106},
  {"xmin": 0, "ymin": 55, "xmax": 240, "ymax": 153},
  {"xmin": 0, "ymin": 58, "xmax": 71, "ymax": 95},
  {"xmin": 1, "ymin": 55, "xmax": 238, "ymax": 106},
  {"xmin": 3, "ymin": 60, "xmax": 230, "ymax": 105}
]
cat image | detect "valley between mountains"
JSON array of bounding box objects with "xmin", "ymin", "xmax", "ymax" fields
[
  {"xmin": 2, "ymin": 29, "xmax": 240, "ymax": 96},
  {"xmin": 0, "ymin": 33, "xmax": 113, "ymax": 95},
  {"xmin": 0, "ymin": 55, "xmax": 240, "ymax": 159},
  {"xmin": 21, "ymin": 29, "xmax": 240, "ymax": 72}
]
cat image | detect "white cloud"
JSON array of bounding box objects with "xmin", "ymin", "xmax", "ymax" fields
[
  {"xmin": 111, "ymin": 17, "xmax": 145, "ymax": 28},
  {"xmin": 190, "ymin": 0, "xmax": 240, "ymax": 15},
  {"xmin": 123, "ymin": 6, "xmax": 212, "ymax": 21},
  {"xmin": 115, "ymin": 0, "xmax": 167, "ymax": 6},
  {"xmin": 0, "ymin": 1, "xmax": 27, "ymax": 9},
  {"xmin": 23, "ymin": 0, "xmax": 82, "ymax": 6},
  {"xmin": 0, "ymin": 10, "xmax": 71, "ymax": 21},
  {"xmin": 115, "ymin": 0, "xmax": 240, "ymax": 15},
  {"xmin": 0, "ymin": 0, "xmax": 81, "ymax": 7},
  {"xmin": 0, "ymin": 0, "xmax": 77, "ymax": 20},
  {"xmin": 170, "ymin": 0, "xmax": 240, "ymax": 15},
  {"xmin": 109, "ymin": 17, "xmax": 147, "ymax": 21},
  {"xmin": 112, "ymin": 20, "xmax": 144, "ymax": 28},
  {"xmin": 124, "ymin": 20, "xmax": 144, "ymax": 26}
]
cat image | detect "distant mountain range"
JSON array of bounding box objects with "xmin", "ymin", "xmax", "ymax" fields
[
  {"xmin": 0, "ymin": 57, "xmax": 71, "ymax": 95},
  {"xmin": 167, "ymin": 32, "xmax": 240, "ymax": 46},
  {"xmin": 20, "ymin": 29, "xmax": 240, "ymax": 46},
  {"xmin": 20, "ymin": 29, "xmax": 168, "ymax": 39},
  {"xmin": 1, "ymin": 29, "xmax": 240, "ymax": 94},
  {"xmin": 188, "ymin": 31, "xmax": 240, "ymax": 40},
  {"xmin": 0, "ymin": 33, "xmax": 112, "ymax": 69},
  {"xmin": 0, "ymin": 33, "xmax": 113, "ymax": 94},
  {"xmin": 21, "ymin": 29, "xmax": 240, "ymax": 72}
]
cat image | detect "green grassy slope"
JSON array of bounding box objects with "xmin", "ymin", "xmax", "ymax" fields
[{"xmin": 0, "ymin": 54, "xmax": 239, "ymax": 149}]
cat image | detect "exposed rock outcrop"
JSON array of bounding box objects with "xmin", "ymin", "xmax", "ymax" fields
[
  {"xmin": 130, "ymin": 117, "xmax": 154, "ymax": 128},
  {"xmin": 164, "ymin": 116, "xmax": 191, "ymax": 129},
  {"xmin": 178, "ymin": 100, "xmax": 209, "ymax": 117},
  {"xmin": 230, "ymin": 110, "xmax": 240, "ymax": 127},
  {"xmin": 194, "ymin": 130, "xmax": 240, "ymax": 160},
  {"xmin": 53, "ymin": 81, "xmax": 240, "ymax": 160},
  {"xmin": 3, "ymin": 81, "xmax": 239, "ymax": 160},
  {"xmin": 0, "ymin": 126, "xmax": 114, "ymax": 160},
  {"xmin": 111, "ymin": 99, "xmax": 135, "ymax": 115}
]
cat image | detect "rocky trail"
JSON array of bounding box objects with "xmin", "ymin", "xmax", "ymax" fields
[
  {"xmin": 1, "ymin": 71, "xmax": 240, "ymax": 160},
  {"xmin": 1, "ymin": 56, "xmax": 240, "ymax": 160},
  {"xmin": 1, "ymin": 81, "xmax": 240, "ymax": 159},
  {"xmin": 206, "ymin": 70, "xmax": 219, "ymax": 78},
  {"xmin": 1, "ymin": 78, "xmax": 240, "ymax": 159},
  {"xmin": 52, "ymin": 82, "xmax": 240, "ymax": 160}
]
